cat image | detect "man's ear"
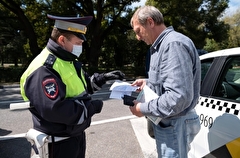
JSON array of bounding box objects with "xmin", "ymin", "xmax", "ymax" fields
[
  {"xmin": 147, "ymin": 17, "xmax": 154, "ymax": 28},
  {"xmin": 57, "ymin": 35, "xmax": 65, "ymax": 46}
]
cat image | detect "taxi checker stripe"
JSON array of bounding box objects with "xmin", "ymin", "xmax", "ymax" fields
[{"xmin": 199, "ymin": 97, "xmax": 240, "ymax": 116}]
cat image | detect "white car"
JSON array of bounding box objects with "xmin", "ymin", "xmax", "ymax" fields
[{"xmin": 188, "ymin": 47, "xmax": 240, "ymax": 158}]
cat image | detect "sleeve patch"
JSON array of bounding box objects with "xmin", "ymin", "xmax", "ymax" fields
[{"xmin": 42, "ymin": 78, "xmax": 59, "ymax": 99}]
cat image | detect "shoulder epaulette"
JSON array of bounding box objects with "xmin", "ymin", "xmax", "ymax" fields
[{"xmin": 44, "ymin": 54, "xmax": 56, "ymax": 68}]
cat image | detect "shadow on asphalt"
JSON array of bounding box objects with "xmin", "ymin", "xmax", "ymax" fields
[
  {"xmin": 0, "ymin": 138, "xmax": 31, "ymax": 158},
  {"xmin": 0, "ymin": 128, "xmax": 12, "ymax": 136},
  {"xmin": 0, "ymin": 104, "xmax": 9, "ymax": 109}
]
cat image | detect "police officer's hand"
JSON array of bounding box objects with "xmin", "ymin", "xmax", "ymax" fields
[
  {"xmin": 91, "ymin": 100, "xmax": 103, "ymax": 114},
  {"xmin": 104, "ymin": 70, "xmax": 125, "ymax": 81}
]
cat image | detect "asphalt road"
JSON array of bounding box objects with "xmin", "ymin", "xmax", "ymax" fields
[{"xmin": 0, "ymin": 81, "xmax": 157, "ymax": 158}]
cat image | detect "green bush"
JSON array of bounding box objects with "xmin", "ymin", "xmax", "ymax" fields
[
  {"xmin": 0, "ymin": 65, "xmax": 145, "ymax": 83},
  {"xmin": 0, "ymin": 67, "xmax": 24, "ymax": 83}
]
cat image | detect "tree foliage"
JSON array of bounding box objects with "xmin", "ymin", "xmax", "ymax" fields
[
  {"xmin": 146, "ymin": 0, "xmax": 230, "ymax": 49},
  {"xmin": 0, "ymin": 0, "xmax": 145, "ymax": 74},
  {"xmin": 0, "ymin": 0, "xmax": 41, "ymax": 57},
  {"xmin": 0, "ymin": 0, "xmax": 238, "ymax": 79},
  {"xmin": 223, "ymin": 8, "xmax": 240, "ymax": 48}
]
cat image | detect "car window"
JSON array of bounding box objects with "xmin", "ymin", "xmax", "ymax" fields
[
  {"xmin": 213, "ymin": 57, "xmax": 240, "ymax": 101},
  {"xmin": 201, "ymin": 59, "xmax": 214, "ymax": 83}
]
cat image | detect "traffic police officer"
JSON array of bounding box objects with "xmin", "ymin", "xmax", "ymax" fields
[{"xmin": 20, "ymin": 14, "xmax": 125, "ymax": 158}]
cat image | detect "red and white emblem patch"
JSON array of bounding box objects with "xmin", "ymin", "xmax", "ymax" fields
[{"xmin": 42, "ymin": 78, "xmax": 58, "ymax": 99}]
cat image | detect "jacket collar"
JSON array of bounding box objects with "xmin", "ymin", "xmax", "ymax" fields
[
  {"xmin": 47, "ymin": 38, "xmax": 77, "ymax": 61},
  {"xmin": 150, "ymin": 26, "xmax": 174, "ymax": 54}
]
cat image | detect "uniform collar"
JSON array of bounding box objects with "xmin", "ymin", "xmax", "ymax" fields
[{"xmin": 47, "ymin": 38, "xmax": 77, "ymax": 61}]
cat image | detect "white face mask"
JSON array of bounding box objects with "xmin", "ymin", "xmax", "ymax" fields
[{"xmin": 71, "ymin": 45, "xmax": 82, "ymax": 57}]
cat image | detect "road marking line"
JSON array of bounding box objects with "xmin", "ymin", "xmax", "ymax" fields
[
  {"xmin": 91, "ymin": 115, "xmax": 136, "ymax": 125},
  {"xmin": 0, "ymin": 115, "xmax": 136, "ymax": 141},
  {"xmin": 130, "ymin": 117, "xmax": 157, "ymax": 158}
]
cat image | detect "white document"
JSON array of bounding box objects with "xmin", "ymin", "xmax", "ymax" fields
[
  {"xmin": 109, "ymin": 81, "xmax": 162, "ymax": 125},
  {"xmin": 136, "ymin": 85, "xmax": 162, "ymax": 125},
  {"xmin": 136, "ymin": 85, "xmax": 158, "ymax": 102},
  {"xmin": 109, "ymin": 80, "xmax": 139, "ymax": 99}
]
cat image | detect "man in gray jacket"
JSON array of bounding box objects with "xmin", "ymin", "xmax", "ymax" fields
[{"xmin": 129, "ymin": 6, "xmax": 201, "ymax": 158}]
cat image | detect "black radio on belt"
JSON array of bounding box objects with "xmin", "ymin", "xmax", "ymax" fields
[{"xmin": 122, "ymin": 95, "xmax": 136, "ymax": 106}]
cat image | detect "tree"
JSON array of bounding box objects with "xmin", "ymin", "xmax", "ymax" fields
[
  {"xmin": 146, "ymin": 0, "xmax": 230, "ymax": 49},
  {"xmin": 223, "ymin": 8, "xmax": 240, "ymax": 48},
  {"xmin": 0, "ymin": 0, "xmax": 41, "ymax": 59},
  {"xmin": 76, "ymin": 0, "xmax": 140, "ymax": 72},
  {"xmin": 0, "ymin": 4, "xmax": 26, "ymax": 66},
  {"xmin": 203, "ymin": 38, "xmax": 220, "ymax": 52},
  {"xmin": 0, "ymin": 0, "xmax": 142, "ymax": 74}
]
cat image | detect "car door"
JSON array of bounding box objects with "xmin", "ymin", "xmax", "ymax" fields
[{"xmin": 189, "ymin": 55, "xmax": 240, "ymax": 158}]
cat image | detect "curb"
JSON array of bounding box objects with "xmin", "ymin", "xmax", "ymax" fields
[{"xmin": 0, "ymin": 83, "xmax": 20, "ymax": 89}]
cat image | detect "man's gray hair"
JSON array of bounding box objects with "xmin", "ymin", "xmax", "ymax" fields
[{"xmin": 130, "ymin": 6, "xmax": 164, "ymax": 27}]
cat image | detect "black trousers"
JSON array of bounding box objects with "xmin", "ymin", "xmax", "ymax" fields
[{"xmin": 48, "ymin": 132, "xmax": 86, "ymax": 158}]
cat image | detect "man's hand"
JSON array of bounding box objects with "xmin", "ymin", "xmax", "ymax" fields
[
  {"xmin": 104, "ymin": 70, "xmax": 125, "ymax": 80},
  {"xmin": 129, "ymin": 100, "xmax": 144, "ymax": 117},
  {"xmin": 131, "ymin": 79, "xmax": 146, "ymax": 91}
]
